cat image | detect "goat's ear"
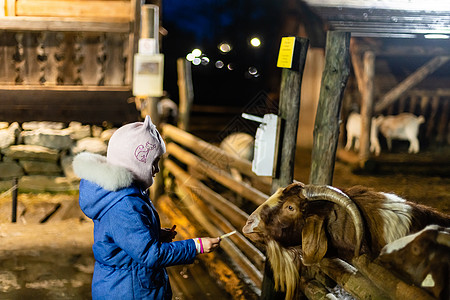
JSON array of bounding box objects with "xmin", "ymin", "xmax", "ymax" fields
[{"xmin": 301, "ymin": 215, "xmax": 328, "ymax": 266}]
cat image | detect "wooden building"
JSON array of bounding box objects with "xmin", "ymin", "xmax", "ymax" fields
[
  {"xmin": 0, "ymin": 0, "xmax": 143, "ymax": 124},
  {"xmin": 287, "ymin": 0, "xmax": 450, "ymax": 158}
]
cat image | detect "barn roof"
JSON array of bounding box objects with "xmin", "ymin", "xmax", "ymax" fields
[{"xmin": 304, "ymin": 0, "xmax": 450, "ymax": 38}]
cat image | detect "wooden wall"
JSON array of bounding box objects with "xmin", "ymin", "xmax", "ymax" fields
[{"xmin": 0, "ymin": 0, "xmax": 141, "ymax": 124}]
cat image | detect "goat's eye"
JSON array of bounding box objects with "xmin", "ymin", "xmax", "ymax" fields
[{"xmin": 288, "ymin": 205, "xmax": 294, "ymax": 211}]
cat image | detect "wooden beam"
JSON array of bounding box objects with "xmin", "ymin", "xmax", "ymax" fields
[
  {"xmin": 163, "ymin": 159, "xmax": 249, "ymax": 231},
  {"xmin": 353, "ymin": 255, "xmax": 435, "ymax": 300},
  {"xmin": 174, "ymin": 182, "xmax": 263, "ymax": 287},
  {"xmin": 319, "ymin": 258, "xmax": 390, "ymax": 300},
  {"xmin": 5, "ymin": 0, "xmax": 15, "ymax": 16},
  {"xmin": 359, "ymin": 51, "xmax": 375, "ymax": 163},
  {"xmin": 162, "ymin": 124, "xmax": 256, "ymax": 179},
  {"xmin": 0, "ymin": 16, "xmax": 131, "ymax": 32},
  {"xmin": 166, "ymin": 142, "xmax": 268, "ymax": 206},
  {"xmin": 271, "ymin": 37, "xmax": 309, "ymax": 193},
  {"xmin": 350, "ymin": 38, "xmax": 364, "ymax": 95},
  {"xmin": 375, "ymin": 56, "xmax": 450, "ymax": 113},
  {"xmin": 310, "ymin": 31, "xmax": 351, "ymax": 185},
  {"xmin": 126, "ymin": 0, "xmax": 140, "ymax": 86},
  {"xmin": 409, "ymin": 89, "xmax": 450, "ymax": 97},
  {"xmin": 156, "ymin": 195, "xmax": 260, "ymax": 297},
  {"xmin": 15, "ymin": 0, "xmax": 130, "ymax": 18}
]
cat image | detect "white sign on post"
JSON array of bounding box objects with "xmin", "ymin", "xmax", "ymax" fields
[
  {"xmin": 132, "ymin": 53, "xmax": 164, "ymax": 97},
  {"xmin": 242, "ymin": 113, "xmax": 279, "ymax": 176}
]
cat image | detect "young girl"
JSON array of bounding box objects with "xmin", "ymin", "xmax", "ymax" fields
[{"xmin": 73, "ymin": 116, "xmax": 220, "ymax": 299}]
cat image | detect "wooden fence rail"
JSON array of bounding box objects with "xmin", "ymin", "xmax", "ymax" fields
[{"xmin": 159, "ymin": 124, "xmax": 439, "ymax": 300}]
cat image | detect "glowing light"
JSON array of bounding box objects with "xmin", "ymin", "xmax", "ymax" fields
[
  {"xmin": 215, "ymin": 60, "xmax": 224, "ymax": 68},
  {"xmin": 201, "ymin": 57, "xmax": 210, "ymax": 65},
  {"xmin": 227, "ymin": 63, "xmax": 234, "ymax": 71},
  {"xmin": 248, "ymin": 67, "xmax": 258, "ymax": 76},
  {"xmin": 192, "ymin": 57, "xmax": 201, "ymax": 65},
  {"xmin": 219, "ymin": 42, "xmax": 232, "ymax": 53},
  {"xmin": 250, "ymin": 37, "xmax": 261, "ymax": 47},
  {"xmin": 424, "ymin": 34, "xmax": 449, "ymax": 39},
  {"xmin": 192, "ymin": 48, "xmax": 202, "ymax": 57},
  {"xmin": 186, "ymin": 53, "xmax": 195, "ymax": 61}
]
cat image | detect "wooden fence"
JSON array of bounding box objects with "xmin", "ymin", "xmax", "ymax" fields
[{"xmin": 157, "ymin": 124, "xmax": 438, "ymax": 300}]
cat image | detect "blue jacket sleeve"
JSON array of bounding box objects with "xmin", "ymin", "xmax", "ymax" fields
[{"xmin": 105, "ymin": 196, "xmax": 197, "ymax": 269}]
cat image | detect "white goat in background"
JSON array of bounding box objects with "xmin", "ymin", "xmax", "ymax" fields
[
  {"xmin": 374, "ymin": 113, "xmax": 425, "ymax": 154},
  {"xmin": 219, "ymin": 132, "xmax": 254, "ymax": 182},
  {"xmin": 345, "ymin": 112, "xmax": 381, "ymax": 156}
]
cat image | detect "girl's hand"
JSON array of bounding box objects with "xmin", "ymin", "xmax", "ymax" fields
[
  {"xmin": 199, "ymin": 237, "xmax": 221, "ymax": 253},
  {"xmin": 160, "ymin": 227, "xmax": 177, "ymax": 243}
]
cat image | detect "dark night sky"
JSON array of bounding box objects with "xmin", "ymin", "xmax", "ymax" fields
[{"xmin": 161, "ymin": 0, "xmax": 284, "ymax": 107}]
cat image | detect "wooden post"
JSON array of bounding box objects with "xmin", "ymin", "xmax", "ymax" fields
[
  {"xmin": 127, "ymin": 0, "xmax": 141, "ymax": 86},
  {"xmin": 310, "ymin": 31, "xmax": 351, "ymax": 185},
  {"xmin": 262, "ymin": 36, "xmax": 309, "ymax": 300},
  {"xmin": 11, "ymin": 178, "xmax": 18, "ymax": 223},
  {"xmin": 271, "ymin": 37, "xmax": 309, "ymax": 192},
  {"xmin": 359, "ymin": 51, "xmax": 375, "ymax": 164},
  {"xmin": 177, "ymin": 58, "xmax": 194, "ymax": 131}
]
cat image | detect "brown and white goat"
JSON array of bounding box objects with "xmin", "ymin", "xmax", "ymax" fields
[
  {"xmin": 379, "ymin": 225, "xmax": 450, "ymax": 300},
  {"xmin": 242, "ymin": 182, "xmax": 450, "ymax": 299}
]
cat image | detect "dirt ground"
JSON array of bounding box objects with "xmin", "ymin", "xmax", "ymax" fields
[{"xmin": 293, "ymin": 147, "xmax": 450, "ymax": 214}]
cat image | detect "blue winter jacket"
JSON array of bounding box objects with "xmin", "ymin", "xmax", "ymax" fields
[{"xmin": 74, "ymin": 153, "xmax": 197, "ymax": 300}]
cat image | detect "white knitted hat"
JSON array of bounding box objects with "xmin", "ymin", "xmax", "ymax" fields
[{"xmin": 107, "ymin": 116, "xmax": 166, "ymax": 188}]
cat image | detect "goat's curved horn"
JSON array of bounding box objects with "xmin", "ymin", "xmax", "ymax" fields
[
  {"xmin": 436, "ymin": 231, "xmax": 450, "ymax": 248},
  {"xmin": 302, "ymin": 185, "xmax": 364, "ymax": 257}
]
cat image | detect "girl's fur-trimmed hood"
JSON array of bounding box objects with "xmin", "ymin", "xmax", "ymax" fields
[{"xmin": 73, "ymin": 152, "xmax": 134, "ymax": 191}]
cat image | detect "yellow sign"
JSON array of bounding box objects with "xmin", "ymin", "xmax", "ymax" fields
[{"xmin": 277, "ymin": 37, "xmax": 295, "ymax": 68}]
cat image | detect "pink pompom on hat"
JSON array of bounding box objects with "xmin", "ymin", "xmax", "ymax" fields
[{"xmin": 107, "ymin": 115, "xmax": 166, "ymax": 188}]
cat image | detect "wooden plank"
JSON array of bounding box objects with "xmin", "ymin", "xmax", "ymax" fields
[
  {"xmin": 0, "ymin": 0, "xmax": 6, "ymax": 16},
  {"xmin": 165, "ymin": 159, "xmax": 265, "ymax": 272},
  {"xmin": 156, "ymin": 195, "xmax": 260, "ymax": 298},
  {"xmin": 126, "ymin": 0, "xmax": 139, "ymax": 86},
  {"xmin": 409, "ymin": 89, "xmax": 450, "ymax": 97},
  {"xmin": 0, "ymin": 84, "xmax": 130, "ymax": 91},
  {"xmin": 15, "ymin": 0, "xmax": 130, "ymax": 18},
  {"xmin": 166, "ymin": 142, "xmax": 268, "ymax": 206},
  {"xmin": 174, "ymin": 183, "xmax": 263, "ymax": 288},
  {"xmin": 375, "ymin": 56, "xmax": 450, "ymax": 113},
  {"xmin": 350, "ymin": 38, "xmax": 364, "ymax": 95},
  {"xmin": 5, "ymin": 0, "xmax": 15, "ymax": 16},
  {"xmin": 408, "ymin": 95, "xmax": 418, "ymax": 113},
  {"xmin": 426, "ymin": 96, "xmax": 440, "ymax": 139},
  {"xmin": 162, "ymin": 124, "xmax": 257, "ymax": 180},
  {"xmin": 420, "ymin": 96, "xmax": 430, "ymax": 116},
  {"xmin": 353, "ymin": 255, "xmax": 435, "ymax": 300},
  {"xmin": 104, "ymin": 33, "xmax": 127, "ymax": 86},
  {"xmin": 0, "ymin": 32, "xmax": 16, "ymax": 84},
  {"xmin": 0, "ymin": 16, "xmax": 130, "ymax": 32},
  {"xmin": 0, "ymin": 89, "xmax": 138, "ymax": 124},
  {"xmin": 164, "ymin": 159, "xmax": 249, "ymax": 230},
  {"xmin": 22, "ymin": 32, "xmax": 41, "ymax": 85},
  {"xmin": 436, "ymin": 98, "xmax": 449, "ymax": 144},
  {"xmin": 319, "ymin": 258, "xmax": 390, "ymax": 300},
  {"xmin": 310, "ymin": 31, "xmax": 351, "ymax": 185}
]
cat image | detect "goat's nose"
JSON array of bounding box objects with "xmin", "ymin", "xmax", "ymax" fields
[{"xmin": 242, "ymin": 216, "xmax": 259, "ymax": 234}]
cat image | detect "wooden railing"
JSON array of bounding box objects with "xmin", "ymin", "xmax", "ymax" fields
[{"xmin": 158, "ymin": 124, "xmax": 271, "ymax": 297}]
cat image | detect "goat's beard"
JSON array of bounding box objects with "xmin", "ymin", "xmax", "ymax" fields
[{"xmin": 266, "ymin": 240, "xmax": 302, "ymax": 300}]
